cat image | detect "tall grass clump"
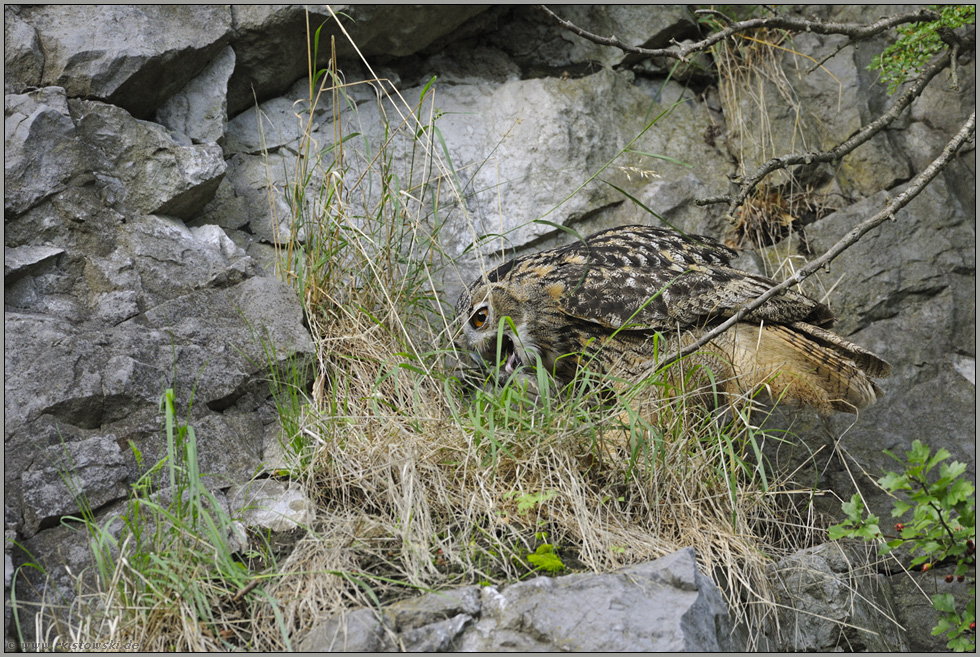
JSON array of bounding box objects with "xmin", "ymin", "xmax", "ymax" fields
[
  {"xmin": 26, "ymin": 389, "xmax": 289, "ymax": 651},
  {"xmin": 253, "ymin": 15, "xmax": 829, "ymax": 649}
]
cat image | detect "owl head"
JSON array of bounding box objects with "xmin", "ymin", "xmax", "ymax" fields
[
  {"xmin": 455, "ymin": 275, "xmax": 544, "ymax": 376},
  {"xmin": 454, "ymin": 251, "xmax": 602, "ymax": 382}
]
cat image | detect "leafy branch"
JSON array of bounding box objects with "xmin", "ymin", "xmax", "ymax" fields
[
  {"xmin": 871, "ymin": 5, "xmax": 976, "ymax": 93},
  {"xmin": 829, "ymin": 440, "xmax": 975, "ymax": 651}
]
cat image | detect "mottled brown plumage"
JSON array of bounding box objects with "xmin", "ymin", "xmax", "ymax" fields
[{"xmin": 455, "ymin": 225, "xmax": 890, "ymax": 413}]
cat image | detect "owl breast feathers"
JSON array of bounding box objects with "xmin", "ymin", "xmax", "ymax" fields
[{"xmin": 455, "ymin": 225, "xmax": 891, "ymax": 413}]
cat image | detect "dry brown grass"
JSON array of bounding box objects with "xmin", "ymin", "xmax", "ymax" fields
[
  {"xmin": 240, "ymin": 19, "xmax": 847, "ymax": 646},
  {"xmin": 247, "ymin": 155, "xmax": 827, "ymax": 644}
]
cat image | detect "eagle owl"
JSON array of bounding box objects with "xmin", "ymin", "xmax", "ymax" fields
[{"xmin": 454, "ymin": 225, "xmax": 890, "ymax": 413}]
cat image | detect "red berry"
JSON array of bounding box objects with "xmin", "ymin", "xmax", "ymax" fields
[
  {"xmin": 922, "ymin": 562, "xmax": 932, "ymax": 572},
  {"xmin": 957, "ymin": 575, "xmax": 965, "ymax": 583},
  {"xmin": 945, "ymin": 574, "xmax": 954, "ymax": 583},
  {"xmin": 895, "ymin": 523, "xmax": 904, "ymax": 531}
]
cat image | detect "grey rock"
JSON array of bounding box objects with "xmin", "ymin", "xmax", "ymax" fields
[
  {"xmin": 953, "ymin": 354, "xmax": 975, "ymax": 386},
  {"xmin": 4, "ymin": 87, "xmax": 89, "ymax": 215},
  {"xmin": 226, "ymin": 5, "xmax": 489, "ymax": 116},
  {"xmin": 300, "ymin": 548, "xmax": 731, "ymax": 652},
  {"xmin": 20, "ymin": 5, "xmax": 233, "ymax": 118},
  {"xmin": 4, "ymin": 312, "xmax": 109, "ymax": 437},
  {"xmin": 3, "ymin": 245, "xmax": 65, "ymax": 282},
  {"xmin": 224, "ymin": 95, "xmax": 312, "ymax": 155},
  {"xmin": 229, "ymin": 479, "xmax": 315, "ymax": 532},
  {"xmin": 483, "ymin": 5, "xmax": 698, "ymax": 71},
  {"xmin": 155, "ymin": 46, "xmax": 236, "ymax": 144},
  {"xmin": 307, "ymin": 66, "xmax": 731, "ymax": 303},
  {"xmin": 385, "ymin": 586, "xmax": 482, "ymax": 631},
  {"xmin": 194, "ymin": 152, "xmax": 293, "ymax": 244},
  {"xmin": 400, "ymin": 613, "xmax": 474, "ymax": 652},
  {"xmin": 4, "ymin": 7, "xmax": 44, "ymax": 94},
  {"xmin": 192, "ymin": 174, "xmax": 254, "ymax": 232},
  {"xmin": 299, "ymin": 608, "xmax": 393, "ymax": 652},
  {"xmin": 113, "ymin": 214, "xmax": 252, "ymax": 310},
  {"xmin": 5, "ymin": 213, "xmax": 313, "ymax": 534},
  {"xmin": 70, "ymin": 100, "xmax": 226, "ymax": 219},
  {"xmin": 769, "ymin": 542, "xmax": 908, "ymax": 651},
  {"xmin": 20, "ymin": 436, "xmax": 129, "ymax": 538},
  {"xmin": 463, "ymin": 547, "xmax": 731, "ymax": 651}
]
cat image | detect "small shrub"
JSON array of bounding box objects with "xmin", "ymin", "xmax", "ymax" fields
[
  {"xmin": 830, "ymin": 439, "xmax": 976, "ymax": 651},
  {"xmin": 870, "ymin": 5, "xmax": 976, "ymax": 94}
]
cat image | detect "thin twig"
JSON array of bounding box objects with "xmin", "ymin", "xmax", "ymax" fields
[
  {"xmin": 535, "ymin": 5, "xmax": 940, "ymax": 62},
  {"xmin": 668, "ymin": 110, "xmax": 975, "ymax": 365},
  {"xmin": 230, "ymin": 579, "xmax": 261, "ymax": 603}
]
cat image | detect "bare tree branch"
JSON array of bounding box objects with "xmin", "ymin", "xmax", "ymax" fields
[
  {"xmin": 668, "ymin": 110, "xmax": 975, "ymax": 365},
  {"xmin": 535, "ymin": 5, "xmax": 940, "ymax": 62},
  {"xmin": 699, "ymin": 51, "xmax": 953, "ymax": 220}
]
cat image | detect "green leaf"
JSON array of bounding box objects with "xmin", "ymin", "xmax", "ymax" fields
[
  {"xmin": 841, "ymin": 493, "xmax": 865, "ymax": 520},
  {"xmin": 879, "ymin": 471, "xmax": 910, "ymax": 491},
  {"xmin": 932, "ymin": 592, "xmax": 957, "ymax": 614},
  {"xmin": 891, "ymin": 500, "xmax": 913, "ymax": 517},
  {"xmin": 941, "ymin": 460, "xmax": 969, "ymax": 481},
  {"xmin": 927, "ymin": 447, "xmax": 953, "ymax": 472},
  {"xmin": 858, "ymin": 523, "xmax": 882, "ymax": 541},
  {"xmin": 945, "ymin": 478, "xmax": 975, "ymax": 507}
]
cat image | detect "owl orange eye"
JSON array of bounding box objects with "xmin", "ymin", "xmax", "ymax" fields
[{"xmin": 470, "ymin": 307, "xmax": 488, "ymax": 329}]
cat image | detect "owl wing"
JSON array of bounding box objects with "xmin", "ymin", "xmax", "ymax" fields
[{"xmin": 549, "ymin": 226, "xmax": 834, "ymax": 330}]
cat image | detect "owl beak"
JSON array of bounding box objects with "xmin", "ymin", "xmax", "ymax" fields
[
  {"xmin": 504, "ymin": 349, "xmax": 520, "ymax": 374},
  {"xmin": 490, "ymin": 334, "xmax": 522, "ymax": 374}
]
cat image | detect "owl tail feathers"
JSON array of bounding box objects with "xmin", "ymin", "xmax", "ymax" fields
[{"xmin": 712, "ymin": 322, "xmax": 891, "ymax": 414}]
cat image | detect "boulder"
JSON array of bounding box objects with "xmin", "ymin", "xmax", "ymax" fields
[
  {"xmin": 19, "ymin": 5, "xmax": 233, "ymax": 119},
  {"xmin": 767, "ymin": 542, "xmax": 908, "ymax": 651},
  {"xmin": 299, "ymin": 547, "xmax": 733, "ymax": 652},
  {"xmin": 229, "ymin": 479, "xmax": 315, "ymax": 533},
  {"xmin": 3, "ymin": 6, "xmax": 44, "ymax": 94},
  {"xmin": 155, "ymin": 46, "xmax": 236, "ymax": 145},
  {"xmin": 69, "ymin": 99, "xmax": 226, "ymax": 219},
  {"xmin": 4, "ymin": 88, "xmax": 89, "ymax": 215}
]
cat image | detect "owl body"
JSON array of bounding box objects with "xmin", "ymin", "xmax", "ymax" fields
[{"xmin": 455, "ymin": 225, "xmax": 890, "ymax": 413}]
